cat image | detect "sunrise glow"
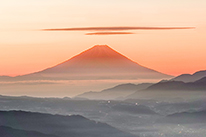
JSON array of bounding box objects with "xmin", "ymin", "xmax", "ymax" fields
[{"xmin": 0, "ymin": 0, "xmax": 206, "ymax": 77}]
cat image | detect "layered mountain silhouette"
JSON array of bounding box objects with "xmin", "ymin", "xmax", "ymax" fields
[
  {"xmin": 0, "ymin": 110, "xmax": 137, "ymax": 137},
  {"xmin": 0, "ymin": 94, "xmax": 158, "ymax": 117},
  {"xmin": 76, "ymin": 83, "xmax": 153, "ymax": 100},
  {"xmin": 126, "ymin": 76, "xmax": 206, "ymax": 99},
  {"xmin": 144, "ymin": 76, "xmax": 206, "ymax": 91},
  {"xmin": 171, "ymin": 70, "xmax": 206, "ymax": 82},
  {"xmin": 0, "ymin": 45, "xmax": 171, "ymax": 81}
]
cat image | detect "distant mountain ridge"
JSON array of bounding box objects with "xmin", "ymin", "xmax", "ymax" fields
[
  {"xmin": 145, "ymin": 76, "xmax": 206, "ymax": 91},
  {"xmin": 126, "ymin": 75, "xmax": 206, "ymax": 99},
  {"xmin": 0, "ymin": 45, "xmax": 171, "ymax": 81},
  {"xmin": 171, "ymin": 70, "xmax": 206, "ymax": 82},
  {"xmin": 76, "ymin": 83, "xmax": 153, "ymax": 100}
]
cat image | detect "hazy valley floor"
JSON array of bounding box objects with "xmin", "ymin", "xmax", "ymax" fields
[{"xmin": 0, "ymin": 94, "xmax": 206, "ymax": 137}]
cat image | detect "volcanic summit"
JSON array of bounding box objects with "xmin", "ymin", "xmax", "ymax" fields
[{"xmin": 17, "ymin": 45, "xmax": 171, "ymax": 80}]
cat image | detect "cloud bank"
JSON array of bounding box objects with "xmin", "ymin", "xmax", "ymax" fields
[
  {"xmin": 42, "ymin": 26, "xmax": 195, "ymax": 35},
  {"xmin": 43, "ymin": 26, "xmax": 195, "ymax": 31}
]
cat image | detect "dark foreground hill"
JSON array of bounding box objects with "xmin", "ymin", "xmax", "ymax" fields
[
  {"xmin": 0, "ymin": 126, "xmax": 58, "ymax": 137},
  {"xmin": 0, "ymin": 110, "xmax": 137, "ymax": 137}
]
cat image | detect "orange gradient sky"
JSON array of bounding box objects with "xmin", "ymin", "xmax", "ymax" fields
[{"xmin": 0, "ymin": 0, "xmax": 206, "ymax": 76}]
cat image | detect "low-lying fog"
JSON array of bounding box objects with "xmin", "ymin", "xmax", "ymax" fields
[
  {"xmin": 0, "ymin": 79, "xmax": 159, "ymax": 97},
  {"xmin": 0, "ymin": 95, "xmax": 206, "ymax": 137}
]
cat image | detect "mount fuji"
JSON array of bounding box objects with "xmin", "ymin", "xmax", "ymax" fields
[{"xmin": 1, "ymin": 45, "xmax": 172, "ymax": 81}]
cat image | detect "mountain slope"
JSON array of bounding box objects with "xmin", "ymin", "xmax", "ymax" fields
[
  {"xmin": 39, "ymin": 45, "xmax": 170, "ymax": 79},
  {"xmin": 1, "ymin": 45, "xmax": 171, "ymax": 81},
  {"xmin": 76, "ymin": 83, "xmax": 153, "ymax": 100},
  {"xmin": 0, "ymin": 110, "xmax": 137, "ymax": 137},
  {"xmin": 171, "ymin": 70, "xmax": 206, "ymax": 82}
]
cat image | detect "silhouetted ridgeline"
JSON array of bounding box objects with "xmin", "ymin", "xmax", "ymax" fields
[
  {"xmin": 76, "ymin": 83, "xmax": 153, "ymax": 100},
  {"xmin": 0, "ymin": 126, "xmax": 58, "ymax": 137},
  {"xmin": 0, "ymin": 110, "xmax": 137, "ymax": 137},
  {"xmin": 171, "ymin": 70, "xmax": 206, "ymax": 82},
  {"xmin": 145, "ymin": 76, "xmax": 206, "ymax": 91},
  {"xmin": 126, "ymin": 76, "xmax": 206, "ymax": 100}
]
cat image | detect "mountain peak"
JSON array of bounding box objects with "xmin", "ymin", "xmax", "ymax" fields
[
  {"xmin": 28, "ymin": 45, "xmax": 172, "ymax": 80},
  {"xmin": 93, "ymin": 45, "xmax": 110, "ymax": 48},
  {"xmin": 91, "ymin": 45, "xmax": 117, "ymax": 50},
  {"xmin": 76, "ymin": 45, "xmax": 128, "ymax": 61}
]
